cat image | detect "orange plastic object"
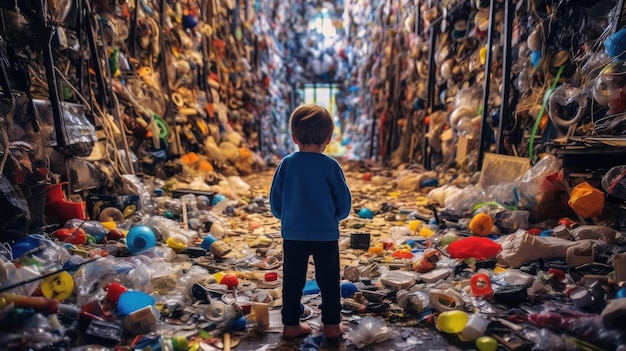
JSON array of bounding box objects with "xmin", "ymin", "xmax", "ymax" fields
[
  {"xmin": 45, "ymin": 183, "xmax": 85, "ymax": 224},
  {"xmin": 391, "ymin": 249, "xmax": 414, "ymax": 259},
  {"xmin": 469, "ymin": 213, "xmax": 493, "ymax": 237},
  {"xmin": 568, "ymin": 182, "xmax": 605, "ymax": 218},
  {"xmin": 368, "ymin": 245, "xmax": 384, "ymax": 254}
]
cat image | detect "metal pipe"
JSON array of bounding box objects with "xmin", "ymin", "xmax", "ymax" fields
[
  {"xmin": 477, "ymin": 0, "xmax": 497, "ymax": 170},
  {"xmin": 42, "ymin": 28, "xmax": 67, "ymax": 150},
  {"xmin": 423, "ymin": 22, "xmax": 438, "ymax": 169},
  {"xmin": 497, "ymin": 0, "xmax": 513, "ymax": 154}
]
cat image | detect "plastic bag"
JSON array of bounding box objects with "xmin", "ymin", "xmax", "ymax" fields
[
  {"xmin": 516, "ymin": 155, "xmax": 562, "ymax": 209},
  {"xmin": 447, "ymin": 236, "xmax": 502, "ymax": 260},
  {"xmin": 347, "ymin": 316, "xmax": 396, "ymax": 348},
  {"xmin": 444, "ymin": 184, "xmax": 487, "ymax": 217},
  {"xmin": 601, "ymin": 165, "xmax": 626, "ymax": 200}
]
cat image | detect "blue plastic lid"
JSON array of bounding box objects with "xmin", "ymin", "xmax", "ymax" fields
[{"xmin": 116, "ymin": 291, "xmax": 155, "ymax": 315}]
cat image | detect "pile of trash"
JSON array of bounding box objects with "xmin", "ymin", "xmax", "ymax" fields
[{"xmin": 1, "ymin": 156, "xmax": 626, "ymax": 350}]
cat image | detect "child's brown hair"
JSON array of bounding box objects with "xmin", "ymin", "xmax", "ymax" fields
[{"xmin": 289, "ymin": 104, "xmax": 334, "ymax": 146}]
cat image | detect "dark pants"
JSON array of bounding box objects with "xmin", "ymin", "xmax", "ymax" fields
[{"xmin": 282, "ymin": 239, "xmax": 341, "ymax": 326}]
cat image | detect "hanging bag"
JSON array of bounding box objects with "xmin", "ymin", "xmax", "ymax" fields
[{"xmin": 0, "ymin": 35, "xmax": 48, "ymax": 243}]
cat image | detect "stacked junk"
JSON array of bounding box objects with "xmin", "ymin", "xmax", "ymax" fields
[{"xmin": 2, "ymin": 0, "xmax": 626, "ymax": 350}]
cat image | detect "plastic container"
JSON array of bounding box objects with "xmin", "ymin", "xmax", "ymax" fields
[{"xmin": 461, "ymin": 314, "xmax": 490, "ymax": 341}]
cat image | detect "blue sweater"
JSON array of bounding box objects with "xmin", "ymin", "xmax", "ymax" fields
[{"xmin": 270, "ymin": 152, "xmax": 352, "ymax": 241}]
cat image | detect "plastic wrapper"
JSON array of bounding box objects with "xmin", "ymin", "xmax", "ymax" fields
[
  {"xmin": 515, "ymin": 155, "xmax": 562, "ymax": 209},
  {"xmin": 601, "ymin": 165, "xmax": 626, "ymax": 200},
  {"xmin": 74, "ymin": 255, "xmax": 155, "ymax": 305},
  {"xmin": 226, "ymin": 175, "xmax": 251, "ymax": 196},
  {"xmin": 487, "ymin": 182, "xmax": 518, "ymax": 206},
  {"xmin": 160, "ymin": 265, "xmax": 210, "ymax": 305},
  {"xmin": 141, "ymin": 215, "xmax": 198, "ymax": 242},
  {"xmin": 24, "ymin": 234, "xmax": 72, "ymax": 265},
  {"xmin": 528, "ymin": 309, "xmax": 626, "ymax": 350},
  {"xmin": 347, "ymin": 316, "xmax": 396, "ymax": 348},
  {"xmin": 525, "ymin": 328, "xmax": 568, "ymax": 351},
  {"xmin": 443, "ymin": 185, "xmax": 487, "ymax": 217},
  {"xmin": 122, "ymin": 174, "xmax": 155, "ymax": 215}
]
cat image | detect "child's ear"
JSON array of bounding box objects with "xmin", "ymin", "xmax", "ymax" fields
[{"xmin": 292, "ymin": 134, "xmax": 298, "ymax": 144}]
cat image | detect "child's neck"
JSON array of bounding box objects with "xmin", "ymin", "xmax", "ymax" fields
[{"xmin": 298, "ymin": 144, "xmax": 325, "ymax": 153}]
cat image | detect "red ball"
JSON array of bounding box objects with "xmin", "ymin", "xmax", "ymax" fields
[
  {"xmin": 363, "ymin": 172, "xmax": 372, "ymax": 181},
  {"xmin": 220, "ymin": 274, "xmax": 239, "ymax": 289}
]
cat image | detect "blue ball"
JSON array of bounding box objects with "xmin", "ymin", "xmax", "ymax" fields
[
  {"xmin": 231, "ymin": 316, "xmax": 247, "ymax": 331},
  {"xmin": 182, "ymin": 14, "xmax": 199, "ymax": 29},
  {"xmin": 358, "ymin": 208, "xmax": 374, "ymax": 219},
  {"xmin": 201, "ymin": 235, "xmax": 218, "ymax": 250},
  {"xmin": 126, "ymin": 225, "xmax": 157, "ymax": 254},
  {"xmin": 616, "ymin": 287, "xmax": 626, "ymax": 299},
  {"xmin": 340, "ymin": 282, "xmax": 358, "ymax": 298}
]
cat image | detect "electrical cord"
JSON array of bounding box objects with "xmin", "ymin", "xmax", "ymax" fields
[{"xmin": 528, "ymin": 65, "xmax": 564, "ymax": 163}]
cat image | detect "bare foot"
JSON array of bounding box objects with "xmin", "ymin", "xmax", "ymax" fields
[
  {"xmin": 283, "ymin": 322, "xmax": 312, "ymax": 339},
  {"xmin": 323, "ymin": 323, "xmax": 343, "ymax": 339}
]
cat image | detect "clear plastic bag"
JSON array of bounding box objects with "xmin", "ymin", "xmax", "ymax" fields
[
  {"xmin": 516, "ymin": 155, "xmax": 562, "ymax": 209},
  {"xmin": 444, "ymin": 185, "xmax": 487, "ymax": 217},
  {"xmin": 601, "ymin": 165, "xmax": 626, "ymax": 200},
  {"xmin": 347, "ymin": 315, "xmax": 397, "ymax": 348}
]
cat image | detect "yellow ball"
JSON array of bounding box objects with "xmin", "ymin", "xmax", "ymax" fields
[
  {"xmin": 436, "ymin": 310, "xmax": 469, "ymax": 334},
  {"xmin": 476, "ymin": 336, "xmax": 498, "ymax": 351}
]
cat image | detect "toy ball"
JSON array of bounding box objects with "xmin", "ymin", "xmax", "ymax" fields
[
  {"xmin": 125, "ymin": 225, "xmax": 157, "ymax": 254},
  {"xmin": 436, "ymin": 310, "xmax": 469, "ymax": 334},
  {"xmin": 182, "ymin": 14, "xmax": 199, "ymax": 29},
  {"xmin": 231, "ymin": 316, "xmax": 247, "ymax": 331},
  {"xmin": 469, "ymin": 213, "xmax": 494, "ymax": 237},
  {"xmin": 358, "ymin": 208, "xmax": 374, "ymax": 219},
  {"xmin": 220, "ymin": 274, "xmax": 239, "ymax": 289},
  {"xmin": 340, "ymin": 282, "xmax": 358, "ymax": 298},
  {"xmin": 476, "ymin": 336, "xmax": 498, "ymax": 351},
  {"xmin": 212, "ymin": 194, "xmax": 227, "ymax": 206}
]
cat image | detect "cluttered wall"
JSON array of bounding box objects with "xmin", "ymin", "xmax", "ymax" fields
[{"xmin": 2, "ymin": 0, "xmax": 626, "ymax": 242}]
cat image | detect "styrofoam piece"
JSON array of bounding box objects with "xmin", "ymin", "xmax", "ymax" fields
[
  {"xmin": 380, "ymin": 270, "xmax": 418, "ymax": 290},
  {"xmin": 419, "ymin": 268, "xmax": 451, "ymax": 284}
]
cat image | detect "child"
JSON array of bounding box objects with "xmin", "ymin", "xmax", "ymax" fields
[{"xmin": 269, "ymin": 104, "xmax": 352, "ymax": 341}]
